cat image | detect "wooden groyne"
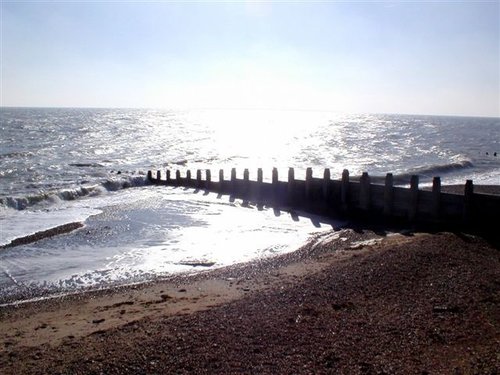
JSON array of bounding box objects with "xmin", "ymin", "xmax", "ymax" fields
[{"xmin": 147, "ymin": 168, "xmax": 499, "ymax": 236}]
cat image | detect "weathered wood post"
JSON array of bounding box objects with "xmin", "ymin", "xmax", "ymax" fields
[
  {"xmin": 243, "ymin": 168, "xmax": 249, "ymax": 197},
  {"xmin": 166, "ymin": 170, "xmax": 171, "ymax": 184},
  {"xmin": 231, "ymin": 168, "xmax": 237, "ymax": 194},
  {"xmin": 219, "ymin": 169, "xmax": 224, "ymax": 193},
  {"xmin": 257, "ymin": 168, "xmax": 263, "ymax": 201},
  {"xmin": 463, "ymin": 179, "xmax": 474, "ymax": 225},
  {"xmin": 186, "ymin": 170, "xmax": 192, "ymax": 182},
  {"xmin": 206, "ymin": 169, "xmax": 211, "ymax": 189},
  {"xmin": 175, "ymin": 170, "xmax": 181, "ymax": 186},
  {"xmin": 322, "ymin": 168, "xmax": 331, "ymax": 201},
  {"xmin": 359, "ymin": 172, "xmax": 371, "ymax": 210},
  {"xmin": 272, "ymin": 167, "xmax": 279, "ymax": 204},
  {"xmin": 305, "ymin": 168, "xmax": 313, "ymax": 202},
  {"xmin": 432, "ymin": 177, "xmax": 441, "ymax": 219},
  {"xmin": 341, "ymin": 169, "xmax": 349, "ymax": 212},
  {"xmin": 409, "ymin": 175, "xmax": 419, "ymax": 222},
  {"xmin": 196, "ymin": 169, "xmax": 202, "ymax": 188},
  {"xmin": 257, "ymin": 168, "xmax": 263, "ymax": 183},
  {"xmin": 156, "ymin": 170, "xmax": 161, "ymax": 182},
  {"xmin": 147, "ymin": 170, "xmax": 153, "ymax": 182},
  {"xmin": 383, "ymin": 173, "xmax": 394, "ymax": 216},
  {"xmin": 287, "ymin": 168, "xmax": 295, "ymax": 204}
]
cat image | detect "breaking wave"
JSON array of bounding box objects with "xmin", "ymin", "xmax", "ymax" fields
[
  {"xmin": 369, "ymin": 159, "xmax": 474, "ymax": 184},
  {"xmin": 0, "ymin": 175, "xmax": 148, "ymax": 210},
  {"xmin": 409, "ymin": 159, "xmax": 474, "ymax": 177},
  {"xmin": 68, "ymin": 163, "xmax": 105, "ymax": 168}
]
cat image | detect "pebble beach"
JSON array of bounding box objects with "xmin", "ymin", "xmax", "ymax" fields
[{"xmin": 1, "ymin": 228, "xmax": 499, "ymax": 374}]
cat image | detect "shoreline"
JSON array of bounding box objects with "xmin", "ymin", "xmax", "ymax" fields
[
  {"xmin": 0, "ymin": 229, "xmax": 379, "ymax": 347},
  {"xmin": 1, "ymin": 229, "xmax": 499, "ymax": 373}
]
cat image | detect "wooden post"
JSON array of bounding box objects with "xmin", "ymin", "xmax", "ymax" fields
[
  {"xmin": 305, "ymin": 167, "xmax": 313, "ymax": 201},
  {"xmin": 219, "ymin": 169, "xmax": 224, "ymax": 193},
  {"xmin": 175, "ymin": 170, "xmax": 181, "ymax": 185},
  {"xmin": 383, "ymin": 173, "xmax": 394, "ymax": 216},
  {"xmin": 196, "ymin": 169, "xmax": 202, "ymax": 188},
  {"xmin": 288, "ymin": 168, "xmax": 295, "ymax": 203},
  {"xmin": 341, "ymin": 169, "xmax": 349, "ymax": 211},
  {"xmin": 432, "ymin": 177, "xmax": 441, "ymax": 219},
  {"xmin": 409, "ymin": 175, "xmax": 419, "ymax": 222},
  {"xmin": 231, "ymin": 168, "xmax": 237, "ymax": 193},
  {"xmin": 257, "ymin": 168, "xmax": 263, "ymax": 201},
  {"xmin": 206, "ymin": 169, "xmax": 211, "ymax": 189},
  {"xmin": 243, "ymin": 168, "xmax": 249, "ymax": 197},
  {"xmin": 156, "ymin": 170, "xmax": 161, "ymax": 182},
  {"xmin": 186, "ymin": 170, "xmax": 192, "ymax": 181},
  {"xmin": 322, "ymin": 168, "xmax": 331, "ymax": 201},
  {"xmin": 166, "ymin": 170, "xmax": 171, "ymax": 183},
  {"xmin": 147, "ymin": 170, "xmax": 153, "ymax": 182},
  {"xmin": 464, "ymin": 179, "xmax": 474, "ymax": 224},
  {"xmin": 272, "ymin": 167, "xmax": 278, "ymax": 184},
  {"xmin": 272, "ymin": 167, "xmax": 279, "ymax": 204},
  {"xmin": 359, "ymin": 172, "xmax": 370, "ymax": 210}
]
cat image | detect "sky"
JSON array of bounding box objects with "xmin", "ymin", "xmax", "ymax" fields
[{"xmin": 1, "ymin": 1, "xmax": 499, "ymax": 117}]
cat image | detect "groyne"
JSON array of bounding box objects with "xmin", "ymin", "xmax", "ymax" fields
[{"xmin": 147, "ymin": 168, "xmax": 499, "ymax": 236}]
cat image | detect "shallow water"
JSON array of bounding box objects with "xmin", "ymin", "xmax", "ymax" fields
[{"xmin": 0, "ymin": 186, "xmax": 338, "ymax": 303}]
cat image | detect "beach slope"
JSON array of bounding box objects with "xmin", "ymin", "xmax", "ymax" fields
[{"xmin": 1, "ymin": 231, "xmax": 499, "ymax": 374}]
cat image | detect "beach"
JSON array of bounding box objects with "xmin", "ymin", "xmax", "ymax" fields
[
  {"xmin": 1, "ymin": 229, "xmax": 499, "ymax": 374},
  {"xmin": 2, "ymin": 1, "xmax": 500, "ymax": 372}
]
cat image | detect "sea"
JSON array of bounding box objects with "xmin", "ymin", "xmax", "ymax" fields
[{"xmin": 1, "ymin": 107, "xmax": 499, "ymax": 304}]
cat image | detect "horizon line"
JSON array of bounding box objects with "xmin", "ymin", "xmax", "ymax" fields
[{"xmin": 1, "ymin": 105, "xmax": 499, "ymax": 120}]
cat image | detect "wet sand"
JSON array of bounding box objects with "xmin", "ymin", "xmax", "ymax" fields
[{"xmin": 1, "ymin": 229, "xmax": 499, "ymax": 374}]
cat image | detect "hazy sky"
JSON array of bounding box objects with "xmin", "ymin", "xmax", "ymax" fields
[{"xmin": 1, "ymin": 1, "xmax": 499, "ymax": 116}]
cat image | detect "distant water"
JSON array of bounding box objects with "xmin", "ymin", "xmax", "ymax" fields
[{"xmin": 1, "ymin": 108, "xmax": 499, "ymax": 302}]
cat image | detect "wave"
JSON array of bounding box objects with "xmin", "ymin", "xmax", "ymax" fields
[
  {"xmin": 0, "ymin": 151, "xmax": 34, "ymax": 159},
  {"xmin": 410, "ymin": 159, "xmax": 474, "ymax": 177},
  {"xmin": 168, "ymin": 156, "xmax": 220, "ymax": 166},
  {"xmin": 369, "ymin": 159, "xmax": 474, "ymax": 185},
  {"xmin": 0, "ymin": 174, "xmax": 148, "ymax": 211},
  {"xmin": 68, "ymin": 163, "xmax": 105, "ymax": 168}
]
